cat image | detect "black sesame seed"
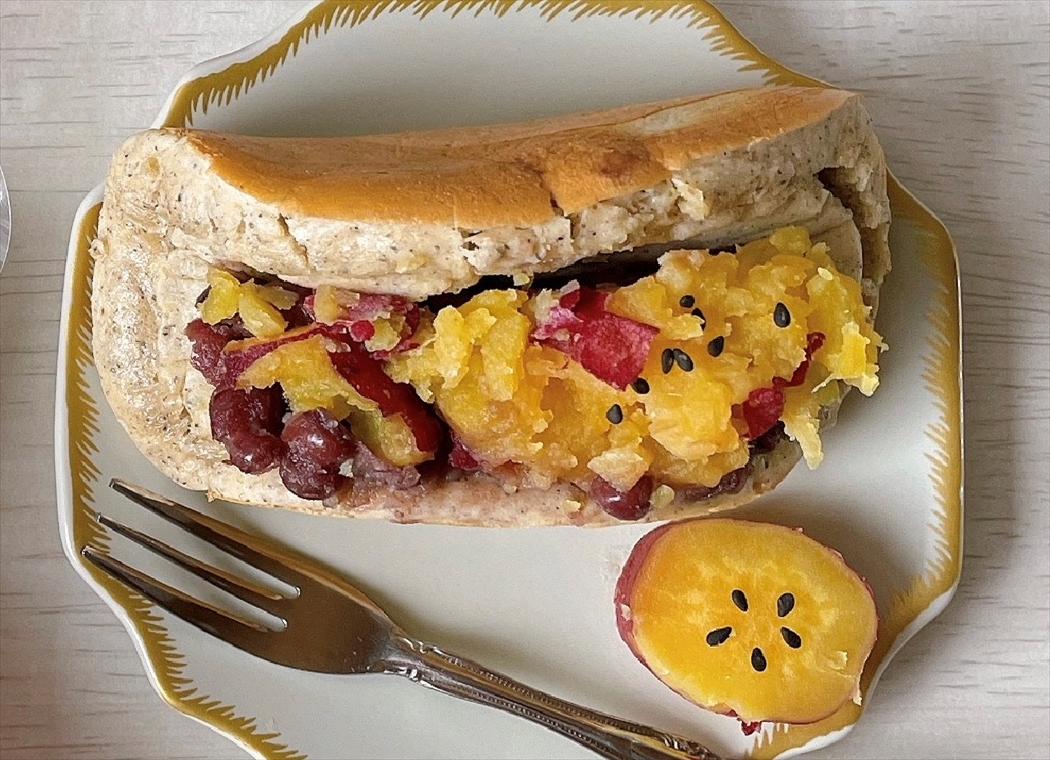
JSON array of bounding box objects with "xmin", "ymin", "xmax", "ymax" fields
[
  {"xmin": 751, "ymin": 647, "xmax": 768, "ymax": 672},
  {"xmin": 691, "ymin": 307, "xmax": 706, "ymax": 324},
  {"xmin": 679, "ymin": 294, "xmax": 696, "ymax": 308},
  {"xmin": 774, "ymin": 301, "xmax": 791, "ymax": 328},
  {"xmin": 606, "ymin": 404, "xmax": 624, "ymax": 425},
  {"xmin": 781, "ymin": 627, "xmax": 802, "ymax": 649},
  {"xmin": 732, "ymin": 589, "xmax": 749, "ymax": 611},
  {"xmin": 707, "ymin": 336, "xmax": 725, "ymax": 357},
  {"xmin": 705, "ymin": 626, "xmax": 732, "ymax": 647},
  {"xmin": 673, "ymin": 348, "xmax": 694, "ymax": 372},
  {"xmin": 631, "ymin": 377, "xmax": 650, "ymax": 394},
  {"xmin": 777, "ymin": 592, "xmax": 795, "ymax": 618},
  {"xmin": 661, "ymin": 348, "xmax": 675, "ymax": 374}
]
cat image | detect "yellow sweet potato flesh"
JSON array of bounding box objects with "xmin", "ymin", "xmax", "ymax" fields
[
  {"xmin": 618, "ymin": 519, "xmax": 878, "ymax": 726},
  {"xmin": 388, "ymin": 228, "xmax": 880, "ymax": 492}
]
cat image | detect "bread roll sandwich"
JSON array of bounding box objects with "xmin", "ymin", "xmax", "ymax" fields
[{"xmin": 90, "ymin": 86, "xmax": 890, "ymax": 527}]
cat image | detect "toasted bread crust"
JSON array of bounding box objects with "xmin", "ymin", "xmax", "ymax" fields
[
  {"xmin": 91, "ymin": 86, "xmax": 889, "ymax": 526},
  {"xmin": 96, "ymin": 86, "xmax": 889, "ymax": 299},
  {"xmin": 189, "ymin": 87, "xmax": 854, "ymax": 225}
]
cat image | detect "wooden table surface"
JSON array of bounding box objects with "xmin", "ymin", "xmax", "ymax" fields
[{"xmin": 1, "ymin": 1, "xmax": 1047, "ymax": 758}]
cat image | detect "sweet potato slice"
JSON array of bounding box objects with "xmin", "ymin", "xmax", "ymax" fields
[{"xmin": 615, "ymin": 519, "xmax": 878, "ymax": 729}]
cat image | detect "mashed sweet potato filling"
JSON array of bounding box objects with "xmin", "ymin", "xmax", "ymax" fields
[
  {"xmin": 194, "ymin": 226, "xmax": 882, "ymax": 502},
  {"xmin": 386, "ymin": 227, "xmax": 882, "ymax": 491}
]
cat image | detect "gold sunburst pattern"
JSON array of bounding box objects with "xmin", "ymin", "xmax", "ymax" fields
[{"xmin": 65, "ymin": 1, "xmax": 962, "ymax": 758}]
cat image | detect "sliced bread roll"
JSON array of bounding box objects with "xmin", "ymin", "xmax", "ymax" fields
[{"xmin": 91, "ymin": 85, "xmax": 890, "ymax": 526}]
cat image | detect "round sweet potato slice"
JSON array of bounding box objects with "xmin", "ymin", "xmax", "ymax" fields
[{"xmin": 615, "ymin": 519, "xmax": 878, "ymax": 728}]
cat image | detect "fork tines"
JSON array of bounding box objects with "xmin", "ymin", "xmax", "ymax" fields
[
  {"xmin": 109, "ymin": 479, "xmax": 301, "ymax": 584},
  {"xmin": 82, "ymin": 545, "xmax": 273, "ymax": 634},
  {"xmin": 81, "ymin": 480, "xmax": 296, "ymax": 639}
]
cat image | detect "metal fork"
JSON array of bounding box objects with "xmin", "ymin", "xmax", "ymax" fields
[{"xmin": 83, "ymin": 480, "xmax": 724, "ymax": 760}]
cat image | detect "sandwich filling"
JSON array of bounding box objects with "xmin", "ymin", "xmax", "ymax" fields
[{"xmin": 185, "ymin": 226, "xmax": 882, "ymax": 520}]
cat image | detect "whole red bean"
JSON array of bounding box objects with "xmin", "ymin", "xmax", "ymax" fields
[{"xmin": 590, "ymin": 475, "xmax": 654, "ymax": 521}]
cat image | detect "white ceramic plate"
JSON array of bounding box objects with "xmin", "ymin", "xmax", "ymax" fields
[{"xmin": 57, "ymin": 2, "xmax": 963, "ymax": 758}]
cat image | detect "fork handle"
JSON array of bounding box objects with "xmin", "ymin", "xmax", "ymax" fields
[{"xmin": 384, "ymin": 634, "xmax": 725, "ymax": 760}]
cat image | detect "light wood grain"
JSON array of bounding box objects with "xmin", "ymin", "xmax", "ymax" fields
[{"xmin": 1, "ymin": 1, "xmax": 1047, "ymax": 759}]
